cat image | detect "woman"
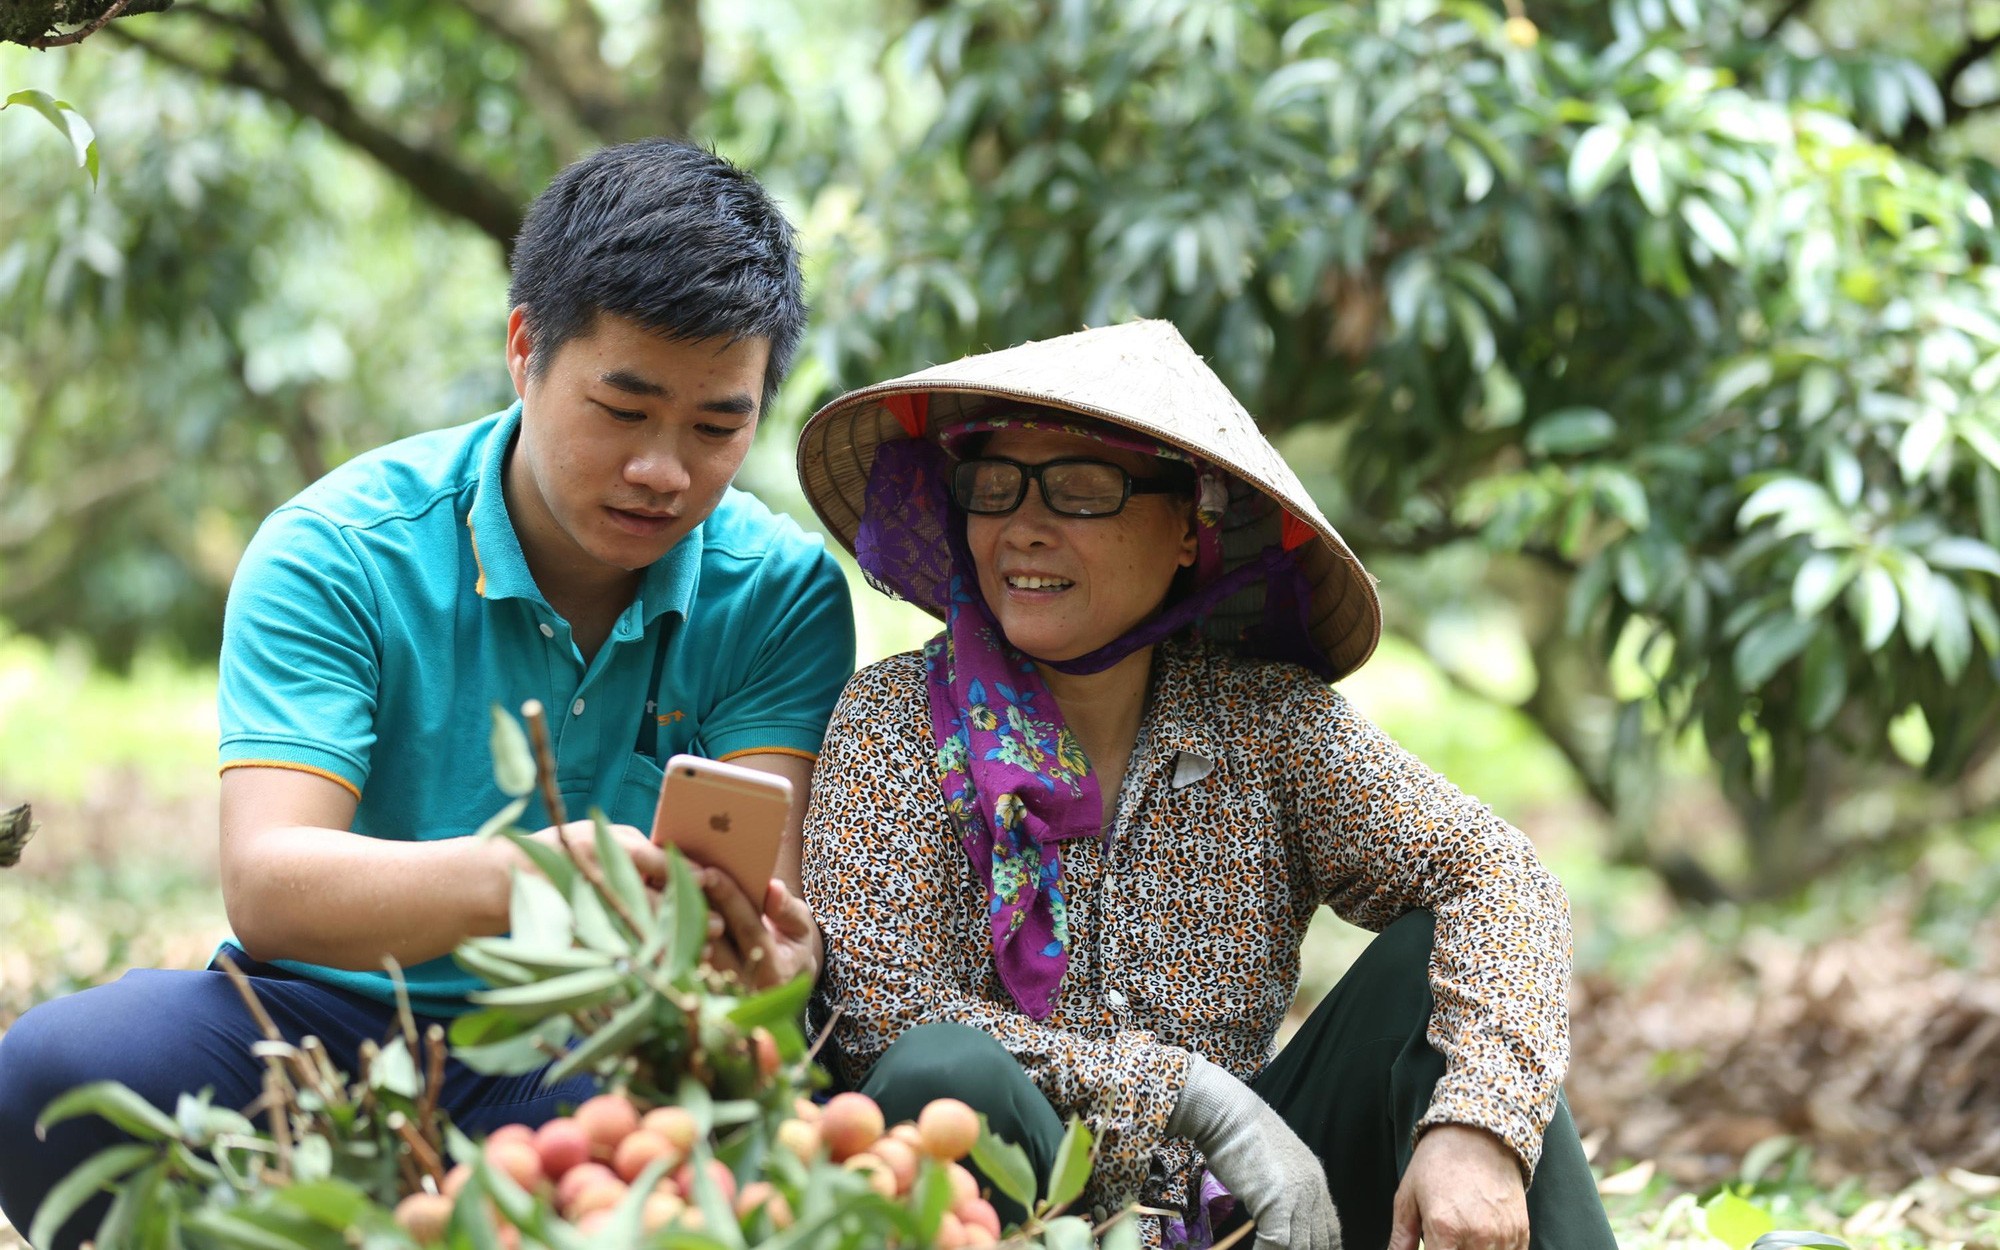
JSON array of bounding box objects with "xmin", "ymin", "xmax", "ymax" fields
[{"xmin": 796, "ymin": 321, "xmax": 1615, "ymax": 1250}]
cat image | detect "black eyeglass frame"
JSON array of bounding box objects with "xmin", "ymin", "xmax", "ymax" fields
[{"xmin": 950, "ymin": 456, "xmax": 1194, "ymax": 518}]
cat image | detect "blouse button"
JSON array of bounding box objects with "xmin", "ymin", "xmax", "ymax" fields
[
  {"xmin": 571, "ymin": 698, "xmax": 586, "ymax": 716},
  {"xmin": 539, "ymin": 622, "xmax": 555, "ymax": 638},
  {"xmin": 1106, "ymin": 988, "xmax": 1127, "ymax": 1010}
]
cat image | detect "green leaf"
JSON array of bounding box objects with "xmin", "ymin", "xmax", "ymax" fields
[
  {"xmin": 291, "ymin": 1134, "xmax": 334, "ymax": 1183},
  {"xmin": 1734, "ymin": 613, "xmax": 1816, "ymax": 690},
  {"xmin": 687, "ymin": 1143, "xmax": 749, "ymax": 1250},
  {"xmin": 1798, "ymin": 365, "xmax": 1840, "ymax": 424},
  {"xmin": 1799, "ymin": 633, "xmax": 1847, "ymax": 731},
  {"xmin": 1628, "ymin": 137, "xmax": 1670, "ymax": 215},
  {"xmin": 1525, "ymin": 407, "xmax": 1617, "ymax": 456},
  {"xmin": 1043, "ymin": 1116, "xmax": 1095, "ymax": 1212},
  {"xmin": 3, "ymin": 89, "xmax": 98, "ymax": 186},
  {"xmin": 1681, "ymin": 197, "xmax": 1743, "ymax": 266},
  {"xmin": 369, "ymin": 1036, "xmax": 421, "ymax": 1099},
  {"xmin": 28, "ymin": 1142, "xmax": 155, "ymax": 1249},
  {"xmin": 1102, "ymin": 1209, "xmax": 1143, "ymax": 1250},
  {"xmin": 1895, "ymin": 558, "xmax": 1940, "ymax": 648},
  {"xmin": 1792, "ymin": 553, "xmax": 1856, "ymax": 618},
  {"xmin": 451, "ymin": 942, "xmax": 540, "ymax": 989},
  {"xmin": 571, "ymin": 875, "xmax": 631, "ymax": 954},
  {"xmin": 1930, "ymin": 576, "xmax": 1973, "ymax": 681},
  {"xmin": 507, "ymin": 865, "xmax": 574, "ymax": 953},
  {"xmin": 666, "ymin": 847, "xmax": 709, "ymax": 977},
  {"xmin": 94, "ymin": 1158, "xmax": 163, "ymax": 1250},
  {"xmin": 467, "ymin": 965, "xmax": 625, "ymax": 1014},
  {"xmin": 38, "ymin": 1081, "xmax": 181, "ymax": 1142},
  {"xmin": 1739, "ymin": 478, "xmax": 1837, "ymax": 537},
  {"xmin": 1849, "ymin": 565, "xmax": 1901, "ymax": 652},
  {"xmin": 270, "ymin": 1179, "xmax": 385, "ymax": 1231},
  {"xmin": 1043, "ymin": 1215, "xmax": 1094, "ymax": 1250},
  {"xmin": 548, "ymin": 991, "xmax": 661, "ymax": 1083},
  {"xmin": 1568, "ymin": 122, "xmax": 1627, "ymax": 203},
  {"xmin": 450, "ymin": 1017, "xmax": 576, "ymax": 1076},
  {"xmin": 1706, "ymin": 1191, "xmax": 1777, "ymax": 1250},
  {"xmin": 969, "ymin": 1118, "xmax": 1039, "ymax": 1217},
  {"xmin": 178, "ymin": 1207, "xmax": 337, "ymax": 1250},
  {"xmin": 1927, "ymin": 536, "xmax": 2000, "ymax": 576},
  {"xmin": 1899, "ymin": 409, "xmax": 1951, "ymax": 483},
  {"xmin": 490, "ymin": 705, "xmax": 537, "ymax": 797},
  {"xmin": 500, "ymin": 829, "xmax": 576, "ymax": 896},
  {"xmin": 472, "ymin": 795, "xmax": 530, "ymax": 843},
  {"xmin": 1739, "ymin": 1134, "xmax": 1798, "ymax": 1185},
  {"xmin": 590, "ymin": 806, "xmax": 652, "ymax": 936},
  {"xmin": 468, "ymin": 939, "xmax": 615, "ymax": 976},
  {"xmin": 726, "ymin": 972, "xmax": 815, "ymax": 1031}
]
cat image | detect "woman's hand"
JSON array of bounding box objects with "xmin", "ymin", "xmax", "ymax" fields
[
  {"xmin": 1387, "ymin": 1124, "xmax": 1529, "ymax": 1250},
  {"xmin": 697, "ymin": 869, "xmax": 822, "ymax": 991},
  {"xmin": 1170, "ymin": 1056, "xmax": 1342, "ymax": 1250}
]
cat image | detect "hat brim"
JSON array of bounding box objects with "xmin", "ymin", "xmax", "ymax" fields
[{"xmin": 797, "ymin": 329, "xmax": 1382, "ymax": 682}]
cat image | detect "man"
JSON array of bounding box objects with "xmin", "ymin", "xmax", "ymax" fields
[{"xmin": 0, "ymin": 138, "xmax": 855, "ymax": 1249}]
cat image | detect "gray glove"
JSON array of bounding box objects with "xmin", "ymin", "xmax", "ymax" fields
[{"xmin": 1168, "ymin": 1055, "xmax": 1342, "ymax": 1250}]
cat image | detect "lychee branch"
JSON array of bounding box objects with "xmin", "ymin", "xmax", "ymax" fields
[{"xmin": 520, "ymin": 699, "xmax": 649, "ymax": 940}]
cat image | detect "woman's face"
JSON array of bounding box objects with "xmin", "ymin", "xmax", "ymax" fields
[{"xmin": 965, "ymin": 427, "xmax": 1198, "ymax": 662}]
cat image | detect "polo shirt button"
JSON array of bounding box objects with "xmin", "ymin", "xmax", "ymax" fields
[
  {"xmin": 539, "ymin": 623, "xmax": 554, "ymax": 638},
  {"xmin": 570, "ymin": 698, "xmax": 585, "ymax": 716}
]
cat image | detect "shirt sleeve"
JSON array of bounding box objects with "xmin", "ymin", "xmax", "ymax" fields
[
  {"xmin": 698, "ymin": 543, "xmax": 855, "ymax": 762},
  {"xmin": 217, "ymin": 506, "xmax": 383, "ymax": 797},
  {"xmin": 1287, "ymin": 684, "xmax": 1572, "ymax": 1179},
  {"xmin": 803, "ymin": 659, "xmax": 1191, "ymax": 1209}
]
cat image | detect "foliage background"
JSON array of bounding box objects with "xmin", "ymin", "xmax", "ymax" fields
[{"xmin": 6, "ymin": 0, "xmax": 2000, "ymax": 1243}]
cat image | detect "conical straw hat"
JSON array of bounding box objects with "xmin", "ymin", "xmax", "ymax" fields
[{"xmin": 796, "ymin": 319, "xmax": 1381, "ymax": 681}]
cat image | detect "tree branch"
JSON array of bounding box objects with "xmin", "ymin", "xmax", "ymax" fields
[
  {"xmin": 453, "ymin": 0, "xmax": 621, "ymax": 141},
  {"xmin": 111, "ymin": 1, "xmax": 525, "ymax": 253},
  {"xmin": 651, "ymin": 0, "xmax": 705, "ymax": 139},
  {"xmin": 1, "ymin": 0, "xmax": 170, "ymax": 48},
  {"xmin": 25, "ymin": 0, "xmax": 132, "ymax": 48}
]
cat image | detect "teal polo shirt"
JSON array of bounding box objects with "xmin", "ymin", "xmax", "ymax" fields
[{"xmin": 216, "ymin": 403, "xmax": 855, "ymax": 1015}]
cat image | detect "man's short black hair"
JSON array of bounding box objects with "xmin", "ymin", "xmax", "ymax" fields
[{"xmin": 508, "ymin": 138, "xmax": 806, "ymax": 409}]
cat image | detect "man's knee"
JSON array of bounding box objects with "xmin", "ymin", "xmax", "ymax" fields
[{"xmin": 0, "ymin": 996, "xmax": 99, "ymax": 1137}]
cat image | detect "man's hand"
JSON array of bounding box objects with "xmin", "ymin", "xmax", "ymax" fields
[
  {"xmin": 698, "ymin": 869, "xmax": 821, "ymax": 991},
  {"xmin": 524, "ymin": 819, "xmax": 668, "ymax": 891},
  {"xmin": 1388, "ymin": 1125, "xmax": 1529, "ymax": 1250}
]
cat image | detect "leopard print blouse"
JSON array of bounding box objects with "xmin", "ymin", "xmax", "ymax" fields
[{"xmin": 803, "ymin": 636, "xmax": 1572, "ymax": 1224}]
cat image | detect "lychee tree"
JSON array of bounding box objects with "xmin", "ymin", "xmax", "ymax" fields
[{"xmin": 28, "ymin": 706, "xmax": 1118, "ymax": 1250}]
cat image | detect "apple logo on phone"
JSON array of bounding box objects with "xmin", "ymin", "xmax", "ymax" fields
[{"xmin": 709, "ymin": 812, "xmax": 731, "ymax": 833}]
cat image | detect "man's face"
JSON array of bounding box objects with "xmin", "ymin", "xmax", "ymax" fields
[{"xmin": 505, "ymin": 309, "xmax": 771, "ymax": 587}]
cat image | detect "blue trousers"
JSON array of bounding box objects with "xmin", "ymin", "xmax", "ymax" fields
[{"xmin": 0, "ymin": 954, "xmax": 594, "ymax": 1250}]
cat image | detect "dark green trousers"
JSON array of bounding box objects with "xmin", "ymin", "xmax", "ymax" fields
[{"xmin": 858, "ymin": 911, "xmax": 1617, "ymax": 1249}]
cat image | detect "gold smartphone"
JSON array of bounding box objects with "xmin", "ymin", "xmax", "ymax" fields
[{"xmin": 650, "ymin": 753, "xmax": 793, "ymax": 901}]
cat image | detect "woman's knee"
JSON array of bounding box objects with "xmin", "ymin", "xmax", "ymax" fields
[{"xmin": 864, "ymin": 1022, "xmax": 1024, "ymax": 1108}]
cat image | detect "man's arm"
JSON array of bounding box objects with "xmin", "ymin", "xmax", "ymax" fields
[{"xmin": 221, "ymin": 767, "xmax": 668, "ymax": 971}]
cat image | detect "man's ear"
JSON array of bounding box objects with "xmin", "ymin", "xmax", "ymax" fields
[{"xmin": 505, "ymin": 307, "xmax": 534, "ymax": 400}]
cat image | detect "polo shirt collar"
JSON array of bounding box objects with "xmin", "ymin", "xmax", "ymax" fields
[{"xmin": 466, "ymin": 402, "xmax": 704, "ymax": 629}]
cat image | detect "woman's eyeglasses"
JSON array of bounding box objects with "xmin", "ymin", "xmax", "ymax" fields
[{"xmin": 950, "ymin": 457, "xmax": 1193, "ymax": 518}]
